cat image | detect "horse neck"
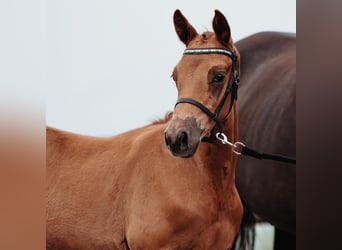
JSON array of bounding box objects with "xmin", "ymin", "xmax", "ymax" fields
[{"xmin": 197, "ymin": 103, "xmax": 238, "ymax": 191}]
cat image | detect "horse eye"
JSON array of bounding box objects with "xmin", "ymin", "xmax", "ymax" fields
[{"xmin": 213, "ymin": 73, "xmax": 225, "ymax": 83}]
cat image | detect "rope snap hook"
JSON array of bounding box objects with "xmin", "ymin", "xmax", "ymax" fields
[{"xmin": 215, "ymin": 132, "xmax": 245, "ymax": 155}]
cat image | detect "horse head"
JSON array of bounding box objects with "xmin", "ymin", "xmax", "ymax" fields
[{"xmin": 165, "ymin": 9, "xmax": 240, "ymax": 158}]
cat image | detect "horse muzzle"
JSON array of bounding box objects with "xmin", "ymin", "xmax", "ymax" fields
[{"xmin": 164, "ymin": 117, "xmax": 203, "ymax": 158}]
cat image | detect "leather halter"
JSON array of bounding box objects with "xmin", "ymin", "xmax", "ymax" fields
[{"xmin": 174, "ymin": 47, "xmax": 240, "ymax": 143}]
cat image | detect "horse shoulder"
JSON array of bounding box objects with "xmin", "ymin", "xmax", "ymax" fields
[{"xmin": 123, "ymin": 124, "xmax": 241, "ymax": 248}]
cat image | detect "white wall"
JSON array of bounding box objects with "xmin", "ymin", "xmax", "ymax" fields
[{"xmin": 1, "ymin": 1, "xmax": 296, "ymax": 136}]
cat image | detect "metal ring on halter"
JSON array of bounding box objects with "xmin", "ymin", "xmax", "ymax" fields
[{"xmin": 233, "ymin": 70, "xmax": 240, "ymax": 85}]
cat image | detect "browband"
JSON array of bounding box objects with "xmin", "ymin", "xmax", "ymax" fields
[{"xmin": 183, "ymin": 47, "xmax": 237, "ymax": 61}]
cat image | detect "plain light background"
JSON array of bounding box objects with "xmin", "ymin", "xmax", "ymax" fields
[{"xmin": 3, "ymin": 1, "xmax": 295, "ymax": 136}]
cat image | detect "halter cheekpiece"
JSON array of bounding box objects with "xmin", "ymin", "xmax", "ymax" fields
[{"xmin": 175, "ymin": 47, "xmax": 240, "ymax": 143}]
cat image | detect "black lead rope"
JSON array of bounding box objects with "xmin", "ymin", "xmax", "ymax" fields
[
  {"xmin": 240, "ymin": 145, "xmax": 296, "ymax": 164},
  {"xmin": 216, "ymin": 133, "xmax": 296, "ymax": 165}
]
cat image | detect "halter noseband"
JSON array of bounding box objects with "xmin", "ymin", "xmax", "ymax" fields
[{"xmin": 174, "ymin": 47, "xmax": 240, "ymax": 143}]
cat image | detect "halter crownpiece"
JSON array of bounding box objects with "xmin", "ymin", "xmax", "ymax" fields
[{"xmin": 175, "ymin": 47, "xmax": 240, "ymax": 143}]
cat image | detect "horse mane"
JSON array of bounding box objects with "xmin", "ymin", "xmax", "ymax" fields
[
  {"xmin": 151, "ymin": 111, "xmax": 173, "ymax": 125},
  {"xmin": 201, "ymin": 32, "xmax": 214, "ymax": 42}
]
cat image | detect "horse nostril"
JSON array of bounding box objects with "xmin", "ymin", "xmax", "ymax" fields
[
  {"xmin": 165, "ymin": 130, "xmax": 190, "ymax": 155},
  {"xmin": 165, "ymin": 132, "xmax": 170, "ymax": 147},
  {"xmin": 179, "ymin": 131, "xmax": 188, "ymax": 151}
]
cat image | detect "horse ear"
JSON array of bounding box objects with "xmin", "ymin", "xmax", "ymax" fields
[
  {"xmin": 173, "ymin": 9, "xmax": 198, "ymax": 46},
  {"xmin": 212, "ymin": 10, "xmax": 231, "ymax": 47}
]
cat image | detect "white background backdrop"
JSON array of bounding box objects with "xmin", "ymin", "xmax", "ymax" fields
[{"xmin": 42, "ymin": 1, "xmax": 296, "ymax": 136}]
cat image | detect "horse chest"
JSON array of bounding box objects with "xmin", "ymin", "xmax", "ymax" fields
[
  {"xmin": 126, "ymin": 210, "xmax": 236, "ymax": 250},
  {"xmin": 124, "ymin": 182, "xmax": 239, "ymax": 249}
]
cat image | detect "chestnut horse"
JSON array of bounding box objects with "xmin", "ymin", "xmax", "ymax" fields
[
  {"xmin": 47, "ymin": 10, "xmax": 243, "ymax": 249},
  {"xmin": 233, "ymin": 32, "xmax": 296, "ymax": 250}
]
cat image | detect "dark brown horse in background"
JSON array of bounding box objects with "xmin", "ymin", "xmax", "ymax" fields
[{"xmin": 233, "ymin": 32, "xmax": 296, "ymax": 250}]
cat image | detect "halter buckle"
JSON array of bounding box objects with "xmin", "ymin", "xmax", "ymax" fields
[{"xmin": 233, "ymin": 70, "xmax": 240, "ymax": 85}]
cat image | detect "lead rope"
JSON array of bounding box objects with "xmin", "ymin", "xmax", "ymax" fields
[{"xmin": 216, "ymin": 132, "xmax": 296, "ymax": 165}]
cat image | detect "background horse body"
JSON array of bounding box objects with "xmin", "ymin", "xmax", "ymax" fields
[
  {"xmin": 47, "ymin": 10, "xmax": 243, "ymax": 249},
  {"xmin": 234, "ymin": 32, "xmax": 296, "ymax": 249}
]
